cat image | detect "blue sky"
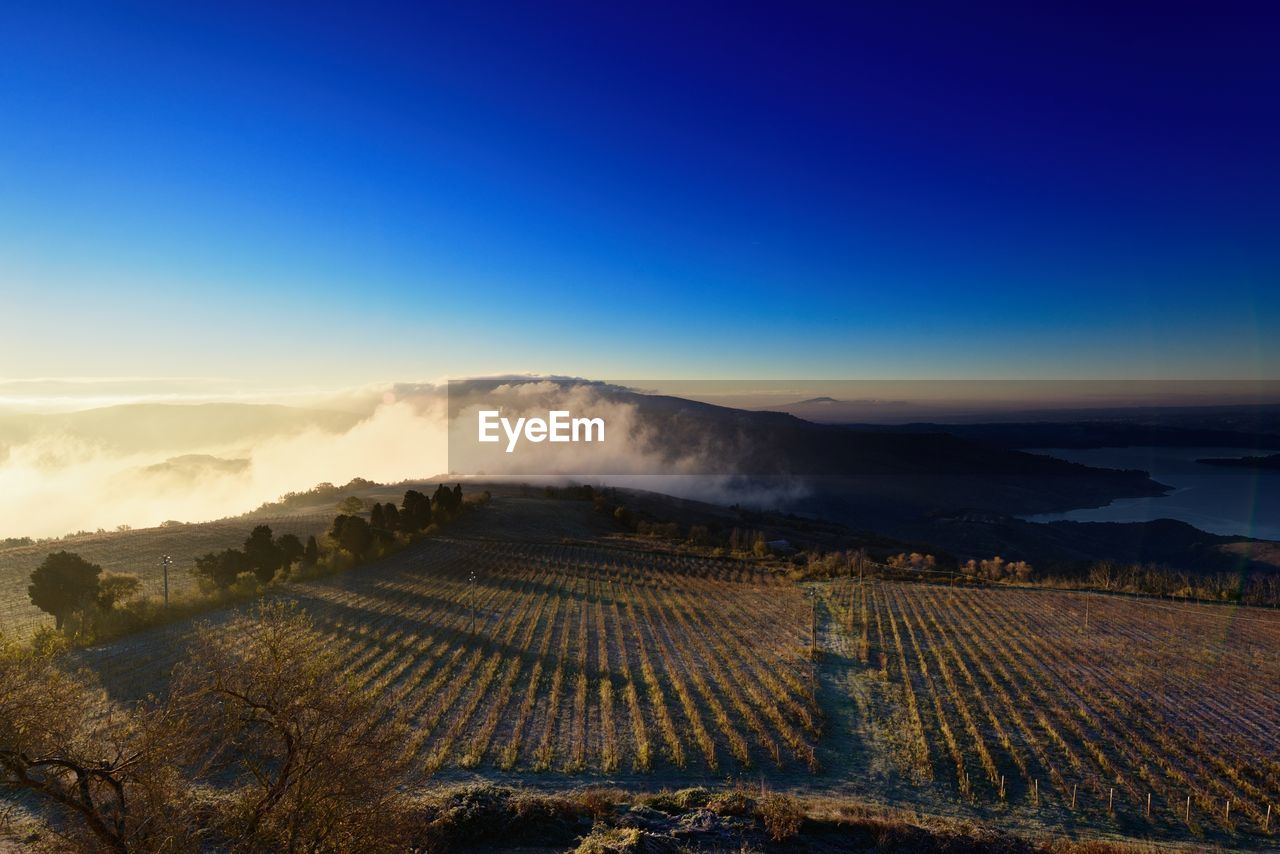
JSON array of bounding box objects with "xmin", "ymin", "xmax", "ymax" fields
[{"xmin": 1, "ymin": 1, "xmax": 1277, "ymax": 387}]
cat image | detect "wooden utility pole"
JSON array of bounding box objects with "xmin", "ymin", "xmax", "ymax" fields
[
  {"xmin": 1071, "ymin": 784, "xmax": 1078, "ymax": 810},
  {"xmin": 469, "ymin": 569, "xmax": 478, "ymax": 635},
  {"xmin": 809, "ymin": 592, "xmax": 818, "ymax": 659},
  {"xmin": 845, "ymin": 554, "xmax": 855, "ymax": 632}
]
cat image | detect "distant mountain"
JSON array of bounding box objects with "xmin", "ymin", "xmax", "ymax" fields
[
  {"xmin": 763, "ymin": 397, "xmax": 923, "ymax": 423},
  {"xmin": 613, "ymin": 388, "xmax": 1156, "ymax": 478},
  {"xmin": 142, "ymin": 454, "xmax": 251, "ymax": 478},
  {"xmin": 449, "ymin": 378, "xmax": 1168, "ymax": 522},
  {"xmin": 843, "ymin": 416, "xmax": 1280, "ymax": 451},
  {"xmin": 535, "ymin": 379, "xmax": 1271, "ymax": 569},
  {"xmin": 1197, "ymin": 452, "xmax": 1280, "ymax": 470},
  {"xmin": 884, "ymin": 513, "xmax": 1268, "ymax": 574}
]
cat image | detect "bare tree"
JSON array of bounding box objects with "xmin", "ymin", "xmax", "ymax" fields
[
  {"xmin": 167, "ymin": 601, "xmax": 414, "ymax": 852},
  {"xmin": 0, "ymin": 640, "xmax": 196, "ymax": 853}
]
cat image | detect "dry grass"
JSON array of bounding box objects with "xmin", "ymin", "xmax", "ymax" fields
[{"xmin": 409, "ymin": 784, "xmax": 1192, "ymax": 853}]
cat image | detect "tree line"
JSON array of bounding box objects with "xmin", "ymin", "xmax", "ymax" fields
[
  {"xmin": 1041, "ymin": 559, "xmax": 1280, "ymax": 607},
  {"xmin": 24, "ymin": 484, "xmax": 477, "ymax": 646}
]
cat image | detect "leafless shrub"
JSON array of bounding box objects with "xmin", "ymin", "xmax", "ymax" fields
[
  {"xmin": 758, "ymin": 792, "xmax": 804, "ymax": 841},
  {"xmin": 167, "ymin": 601, "xmax": 414, "ymax": 852},
  {"xmin": 0, "ymin": 639, "xmax": 197, "ymax": 853},
  {"xmin": 707, "ymin": 788, "xmax": 755, "ymax": 817},
  {"xmin": 575, "ymin": 786, "xmax": 626, "ymax": 819},
  {"xmin": 573, "ymin": 826, "xmax": 644, "ymax": 853}
]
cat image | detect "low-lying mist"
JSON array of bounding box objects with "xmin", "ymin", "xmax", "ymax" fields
[
  {"xmin": 0, "ymin": 378, "xmax": 807, "ymax": 540},
  {"xmin": 0, "ymin": 396, "xmax": 448, "ymax": 540}
]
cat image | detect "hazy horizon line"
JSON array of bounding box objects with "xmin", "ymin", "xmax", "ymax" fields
[{"xmin": 2, "ymin": 375, "xmax": 1279, "ymax": 417}]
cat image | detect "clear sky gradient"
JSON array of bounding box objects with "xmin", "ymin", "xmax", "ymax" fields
[{"xmin": 1, "ymin": 1, "xmax": 1277, "ymax": 388}]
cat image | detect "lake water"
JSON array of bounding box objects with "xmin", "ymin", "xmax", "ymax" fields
[{"xmin": 1023, "ymin": 447, "xmax": 1280, "ymax": 541}]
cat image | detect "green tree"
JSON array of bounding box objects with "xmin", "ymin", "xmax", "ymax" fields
[
  {"xmin": 194, "ymin": 549, "xmax": 250, "ymax": 590},
  {"xmin": 275, "ymin": 533, "xmax": 304, "ymax": 576},
  {"xmin": 302, "ymin": 535, "xmax": 320, "ymax": 566},
  {"xmin": 431, "ymin": 484, "xmax": 450, "ymax": 514},
  {"xmin": 96, "ymin": 572, "xmax": 141, "ymax": 610},
  {"xmin": 337, "ymin": 496, "xmax": 365, "ymax": 514},
  {"xmin": 401, "ymin": 490, "xmax": 430, "ymax": 531},
  {"xmin": 331, "ymin": 515, "xmax": 373, "ymax": 558},
  {"xmin": 372, "ymin": 503, "xmax": 398, "ymax": 543},
  {"xmin": 329, "ymin": 514, "xmax": 352, "ymax": 541},
  {"xmin": 432, "ymin": 483, "xmax": 462, "ymax": 521},
  {"xmin": 28, "ymin": 551, "xmax": 103, "ymax": 630},
  {"xmin": 243, "ymin": 525, "xmax": 284, "ymax": 584}
]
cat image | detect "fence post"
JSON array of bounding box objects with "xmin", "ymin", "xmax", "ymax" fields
[
  {"xmin": 1108, "ymin": 787, "xmax": 1114, "ymax": 813},
  {"xmin": 809, "ymin": 592, "xmax": 818, "ymax": 659},
  {"xmin": 1071, "ymin": 784, "xmax": 1077, "ymax": 810}
]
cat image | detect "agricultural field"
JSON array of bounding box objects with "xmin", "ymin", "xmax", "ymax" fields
[
  {"xmin": 75, "ymin": 535, "xmax": 822, "ymax": 779},
  {"xmin": 28, "ymin": 491, "xmax": 1280, "ymax": 849},
  {"xmin": 818, "ymin": 577, "xmax": 1280, "ymax": 846}
]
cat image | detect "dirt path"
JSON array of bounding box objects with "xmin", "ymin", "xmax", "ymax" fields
[
  {"xmin": 809, "ymin": 586, "xmax": 868, "ymax": 779},
  {"xmin": 805, "ymin": 582, "xmax": 912, "ymax": 798}
]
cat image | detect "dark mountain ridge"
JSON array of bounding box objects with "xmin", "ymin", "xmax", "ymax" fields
[{"xmin": 838, "ymin": 408, "xmax": 1280, "ymax": 451}]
